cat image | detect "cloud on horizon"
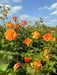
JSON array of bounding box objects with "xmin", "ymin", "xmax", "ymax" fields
[{"xmin": 20, "ymin": 15, "xmax": 39, "ymax": 20}]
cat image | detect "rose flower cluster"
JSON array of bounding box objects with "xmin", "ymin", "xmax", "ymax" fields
[{"xmin": 4, "ymin": 16, "xmax": 54, "ymax": 73}]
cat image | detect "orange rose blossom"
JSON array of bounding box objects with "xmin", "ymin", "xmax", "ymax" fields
[
  {"xmin": 5, "ymin": 29, "xmax": 17, "ymax": 41},
  {"xmin": 31, "ymin": 31, "xmax": 40, "ymax": 39},
  {"xmin": 6, "ymin": 21, "xmax": 14, "ymax": 28},
  {"xmin": 33, "ymin": 60, "xmax": 42, "ymax": 73},
  {"xmin": 24, "ymin": 38, "xmax": 31, "ymax": 46},
  {"xmin": 43, "ymin": 33, "xmax": 53, "ymax": 41},
  {"xmin": 25, "ymin": 57, "xmax": 31, "ymax": 62},
  {"xmin": 13, "ymin": 16, "xmax": 17, "ymax": 20},
  {"xmin": 44, "ymin": 49, "xmax": 50, "ymax": 54},
  {"xmin": 15, "ymin": 25, "xmax": 20, "ymax": 29}
]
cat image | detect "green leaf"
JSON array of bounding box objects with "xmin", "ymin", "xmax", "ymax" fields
[
  {"xmin": 1, "ymin": 39, "xmax": 4, "ymax": 43},
  {"xmin": 0, "ymin": 64, "xmax": 8, "ymax": 71},
  {"xmin": 53, "ymin": 68, "xmax": 56, "ymax": 73},
  {"xmin": 35, "ymin": 21, "xmax": 38, "ymax": 25}
]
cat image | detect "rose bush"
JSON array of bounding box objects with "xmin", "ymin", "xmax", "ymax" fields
[{"xmin": 0, "ymin": 7, "xmax": 57, "ymax": 75}]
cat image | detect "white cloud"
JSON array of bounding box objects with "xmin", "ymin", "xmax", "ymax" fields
[
  {"xmin": 13, "ymin": 0, "xmax": 22, "ymax": 2},
  {"xmin": 30, "ymin": 17, "xmax": 38, "ymax": 20},
  {"xmin": 39, "ymin": 6, "xmax": 49, "ymax": 10},
  {"xmin": 0, "ymin": 0, "xmax": 22, "ymax": 4},
  {"xmin": 39, "ymin": 2, "xmax": 57, "ymax": 10},
  {"xmin": 0, "ymin": 14, "xmax": 3, "ymax": 17},
  {"xmin": 50, "ymin": 19, "xmax": 57, "ymax": 23},
  {"xmin": 50, "ymin": 3, "xmax": 57, "ymax": 10},
  {"xmin": 0, "ymin": 4, "xmax": 11, "ymax": 8},
  {"xmin": 44, "ymin": 16, "xmax": 50, "ymax": 19},
  {"xmin": 45, "ymin": 19, "xmax": 57, "ymax": 25},
  {"xmin": 50, "ymin": 10, "xmax": 57, "ymax": 15},
  {"xmin": 0, "ymin": 4, "xmax": 3, "ymax": 6},
  {"xmin": 5, "ymin": 5, "xmax": 11, "ymax": 8},
  {"xmin": 8, "ymin": 6, "xmax": 22, "ymax": 16},
  {"xmin": 0, "ymin": 4, "xmax": 11, "ymax": 17},
  {"xmin": 47, "ymin": 22, "xmax": 51, "ymax": 25},
  {"xmin": 0, "ymin": 0, "xmax": 9, "ymax": 3},
  {"xmin": 0, "ymin": 4, "xmax": 22, "ymax": 16},
  {"xmin": 20, "ymin": 15, "xmax": 38, "ymax": 20},
  {"xmin": 11, "ymin": 6, "xmax": 22, "ymax": 13},
  {"xmin": 20, "ymin": 15, "xmax": 29, "ymax": 19}
]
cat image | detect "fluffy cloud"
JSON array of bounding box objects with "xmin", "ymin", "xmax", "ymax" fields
[
  {"xmin": 0, "ymin": 4, "xmax": 3, "ymax": 6},
  {"xmin": 39, "ymin": 6, "xmax": 49, "ymax": 10},
  {"xmin": 0, "ymin": 14, "xmax": 4, "ymax": 17},
  {"xmin": 0, "ymin": 0, "xmax": 22, "ymax": 3},
  {"xmin": 13, "ymin": 0, "xmax": 22, "ymax": 2},
  {"xmin": 11, "ymin": 6, "xmax": 22, "ymax": 13},
  {"xmin": 50, "ymin": 19, "xmax": 57, "ymax": 23},
  {"xmin": 20, "ymin": 15, "xmax": 38, "ymax": 20},
  {"xmin": 0, "ymin": 0, "xmax": 9, "ymax": 3},
  {"xmin": 8, "ymin": 6, "xmax": 22, "ymax": 16},
  {"xmin": 50, "ymin": 3, "xmax": 57, "ymax": 10},
  {"xmin": 39, "ymin": 2, "xmax": 57, "ymax": 10},
  {"xmin": 5, "ymin": 5, "xmax": 11, "ymax": 8},
  {"xmin": 0, "ymin": 4, "xmax": 11, "ymax": 17},
  {"xmin": 45, "ymin": 19, "xmax": 57, "ymax": 25},
  {"xmin": 47, "ymin": 22, "xmax": 51, "ymax": 25},
  {"xmin": 20, "ymin": 15, "xmax": 29, "ymax": 19},
  {"xmin": 44, "ymin": 16, "xmax": 50, "ymax": 19},
  {"xmin": 0, "ymin": 4, "xmax": 11, "ymax": 8},
  {"xmin": 30, "ymin": 17, "xmax": 38, "ymax": 20},
  {"xmin": 50, "ymin": 10, "xmax": 57, "ymax": 15},
  {"xmin": 0, "ymin": 4, "xmax": 22, "ymax": 16}
]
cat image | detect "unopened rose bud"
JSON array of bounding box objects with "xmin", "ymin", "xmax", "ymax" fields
[{"xmin": 14, "ymin": 62, "xmax": 20, "ymax": 70}]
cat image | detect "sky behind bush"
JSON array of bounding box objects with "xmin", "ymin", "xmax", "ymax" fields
[{"xmin": 0, "ymin": 0, "xmax": 57, "ymax": 27}]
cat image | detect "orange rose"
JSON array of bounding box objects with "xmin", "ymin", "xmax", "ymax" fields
[
  {"xmin": 13, "ymin": 16, "xmax": 17, "ymax": 20},
  {"xmin": 44, "ymin": 55, "xmax": 49, "ymax": 60},
  {"xmin": 34, "ymin": 60, "xmax": 42, "ymax": 67},
  {"xmin": 36, "ymin": 66, "xmax": 40, "ymax": 73},
  {"xmin": 44, "ymin": 49, "xmax": 50, "ymax": 54},
  {"xmin": 24, "ymin": 38, "xmax": 31, "ymax": 46},
  {"xmin": 21, "ymin": 20, "xmax": 27, "ymax": 26},
  {"xmin": 33, "ymin": 60, "xmax": 42, "ymax": 73},
  {"xmin": 6, "ymin": 21, "xmax": 14, "ymax": 28},
  {"xmin": 15, "ymin": 25, "xmax": 20, "ymax": 29},
  {"xmin": 25, "ymin": 57, "xmax": 31, "ymax": 62},
  {"xmin": 6, "ymin": 22, "xmax": 14, "ymax": 28},
  {"xmin": 43, "ymin": 33, "xmax": 53, "ymax": 41},
  {"xmin": 14, "ymin": 62, "xmax": 20, "ymax": 70},
  {"xmin": 32, "ymin": 31, "xmax": 40, "ymax": 39},
  {"xmin": 5, "ymin": 29, "xmax": 17, "ymax": 41}
]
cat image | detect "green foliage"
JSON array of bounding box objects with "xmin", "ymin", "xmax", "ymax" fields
[
  {"xmin": 0, "ymin": 5, "xmax": 57, "ymax": 75},
  {"xmin": 0, "ymin": 24, "xmax": 57, "ymax": 75}
]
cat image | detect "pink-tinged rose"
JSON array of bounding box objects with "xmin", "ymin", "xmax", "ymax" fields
[
  {"xmin": 14, "ymin": 62, "xmax": 20, "ymax": 70},
  {"xmin": 21, "ymin": 20, "xmax": 27, "ymax": 26}
]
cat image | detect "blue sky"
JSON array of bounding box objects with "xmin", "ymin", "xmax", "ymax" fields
[{"xmin": 0, "ymin": 0, "xmax": 57, "ymax": 27}]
